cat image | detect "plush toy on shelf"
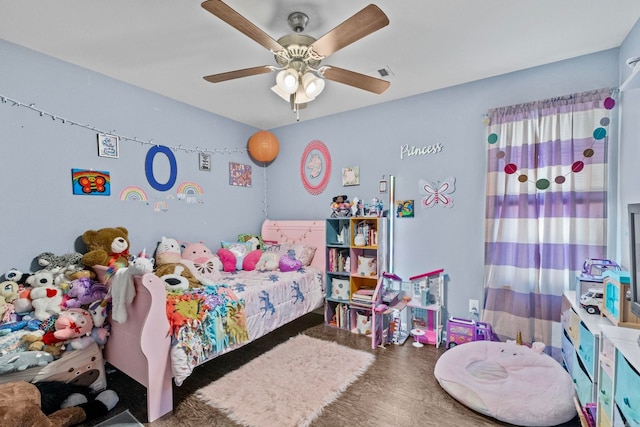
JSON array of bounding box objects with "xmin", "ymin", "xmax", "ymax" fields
[
  {"xmin": 331, "ymin": 195, "xmax": 352, "ymax": 218},
  {"xmin": 81, "ymin": 226, "xmax": 130, "ymax": 268}
]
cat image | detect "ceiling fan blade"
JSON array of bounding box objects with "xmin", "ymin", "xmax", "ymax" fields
[
  {"xmin": 322, "ymin": 66, "xmax": 390, "ymax": 94},
  {"xmin": 203, "ymin": 66, "xmax": 274, "ymax": 83},
  {"xmin": 201, "ymin": 0, "xmax": 283, "ymax": 52},
  {"xmin": 309, "ymin": 4, "xmax": 389, "ymax": 57}
]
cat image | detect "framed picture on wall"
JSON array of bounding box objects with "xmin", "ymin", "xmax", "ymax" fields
[
  {"xmin": 97, "ymin": 133, "xmax": 119, "ymax": 158},
  {"xmin": 199, "ymin": 152, "xmax": 212, "ymax": 171},
  {"xmin": 342, "ymin": 166, "xmax": 360, "ymax": 186}
]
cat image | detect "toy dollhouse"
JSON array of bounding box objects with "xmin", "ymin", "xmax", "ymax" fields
[{"xmin": 371, "ymin": 269, "xmax": 446, "ymax": 348}]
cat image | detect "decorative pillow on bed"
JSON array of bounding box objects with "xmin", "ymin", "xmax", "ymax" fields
[
  {"xmin": 242, "ymin": 249, "xmax": 263, "ymax": 271},
  {"xmin": 221, "ymin": 241, "xmax": 253, "ymax": 271},
  {"xmin": 217, "ymin": 248, "xmax": 236, "ymax": 272},
  {"xmin": 330, "ymin": 278, "xmax": 350, "ymax": 300},
  {"xmin": 357, "ymin": 256, "xmax": 377, "ymax": 276},
  {"xmin": 264, "ymin": 243, "xmax": 317, "ymax": 266}
]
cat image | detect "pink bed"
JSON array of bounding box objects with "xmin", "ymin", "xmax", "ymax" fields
[{"xmin": 98, "ymin": 220, "xmax": 326, "ymax": 422}]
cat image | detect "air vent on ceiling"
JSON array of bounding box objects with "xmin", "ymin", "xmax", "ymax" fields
[{"xmin": 377, "ymin": 66, "xmax": 394, "ymax": 78}]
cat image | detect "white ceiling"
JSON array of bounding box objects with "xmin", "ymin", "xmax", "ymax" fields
[{"xmin": 2, "ymin": 1, "xmax": 640, "ymax": 129}]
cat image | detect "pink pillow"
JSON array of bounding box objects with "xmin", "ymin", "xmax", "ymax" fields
[
  {"xmin": 242, "ymin": 250, "xmax": 262, "ymax": 271},
  {"xmin": 217, "ymin": 248, "xmax": 236, "ymax": 272}
]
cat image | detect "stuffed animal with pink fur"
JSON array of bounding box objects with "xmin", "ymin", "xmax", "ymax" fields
[{"xmin": 181, "ymin": 241, "xmax": 223, "ymax": 282}]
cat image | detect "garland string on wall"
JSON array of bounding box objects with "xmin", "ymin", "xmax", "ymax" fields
[
  {"xmin": 0, "ymin": 93, "xmax": 246, "ymax": 156},
  {"xmin": 269, "ymin": 221, "xmax": 319, "ymax": 244}
]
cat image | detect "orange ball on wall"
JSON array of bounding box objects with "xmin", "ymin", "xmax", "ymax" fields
[{"xmin": 248, "ymin": 130, "xmax": 280, "ymax": 163}]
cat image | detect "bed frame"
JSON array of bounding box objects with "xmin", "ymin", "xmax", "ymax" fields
[{"xmin": 101, "ymin": 220, "xmax": 326, "ymax": 422}]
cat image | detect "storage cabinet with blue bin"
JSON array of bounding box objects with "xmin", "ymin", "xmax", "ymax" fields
[
  {"xmin": 598, "ymin": 324, "xmax": 640, "ymax": 427},
  {"xmin": 561, "ymin": 291, "xmax": 611, "ymax": 408}
]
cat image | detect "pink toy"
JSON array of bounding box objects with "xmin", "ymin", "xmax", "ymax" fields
[
  {"xmin": 181, "ymin": 241, "xmax": 223, "ymax": 280},
  {"xmin": 53, "ymin": 308, "xmax": 94, "ymax": 341},
  {"xmin": 445, "ymin": 316, "xmax": 497, "ymax": 349}
]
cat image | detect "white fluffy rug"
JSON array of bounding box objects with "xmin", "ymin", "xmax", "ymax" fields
[{"xmin": 196, "ymin": 334, "xmax": 375, "ymax": 427}]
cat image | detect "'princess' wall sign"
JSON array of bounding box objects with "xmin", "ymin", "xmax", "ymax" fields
[{"xmin": 400, "ymin": 143, "xmax": 443, "ymax": 160}]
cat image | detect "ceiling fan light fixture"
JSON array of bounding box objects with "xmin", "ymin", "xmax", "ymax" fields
[
  {"xmin": 276, "ymin": 68, "xmax": 299, "ymax": 94},
  {"xmin": 302, "ymin": 72, "xmax": 325, "ymax": 98},
  {"xmin": 294, "ymin": 85, "xmax": 315, "ymax": 104}
]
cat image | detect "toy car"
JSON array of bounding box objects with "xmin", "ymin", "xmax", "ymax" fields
[
  {"xmin": 445, "ymin": 316, "xmax": 497, "ymax": 349},
  {"xmin": 580, "ymin": 287, "xmax": 604, "ymax": 314}
]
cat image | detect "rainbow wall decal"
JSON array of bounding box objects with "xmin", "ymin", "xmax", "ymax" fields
[
  {"xmin": 154, "ymin": 201, "xmax": 169, "ymax": 212},
  {"xmin": 176, "ymin": 181, "xmax": 204, "ymax": 195},
  {"xmin": 119, "ymin": 186, "xmax": 149, "ymax": 202}
]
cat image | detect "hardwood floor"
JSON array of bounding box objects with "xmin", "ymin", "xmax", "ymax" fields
[{"xmin": 82, "ymin": 312, "xmax": 581, "ymax": 427}]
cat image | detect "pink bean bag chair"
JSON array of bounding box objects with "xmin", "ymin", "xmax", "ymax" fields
[{"xmin": 434, "ymin": 340, "xmax": 576, "ymax": 426}]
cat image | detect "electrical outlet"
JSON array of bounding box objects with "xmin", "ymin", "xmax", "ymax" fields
[{"xmin": 469, "ymin": 299, "xmax": 480, "ymax": 313}]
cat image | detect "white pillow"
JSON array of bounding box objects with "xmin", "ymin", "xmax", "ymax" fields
[
  {"xmin": 357, "ymin": 256, "xmax": 377, "ymax": 277},
  {"xmin": 330, "ymin": 278, "xmax": 350, "ymax": 300}
]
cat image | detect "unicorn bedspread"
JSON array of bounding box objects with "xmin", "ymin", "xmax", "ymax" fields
[{"xmin": 168, "ymin": 266, "xmax": 324, "ymax": 385}]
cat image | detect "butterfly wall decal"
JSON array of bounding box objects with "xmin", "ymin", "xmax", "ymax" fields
[{"xmin": 419, "ymin": 177, "xmax": 456, "ymax": 208}]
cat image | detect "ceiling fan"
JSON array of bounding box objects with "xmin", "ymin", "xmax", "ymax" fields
[{"xmin": 201, "ymin": 1, "xmax": 390, "ymax": 114}]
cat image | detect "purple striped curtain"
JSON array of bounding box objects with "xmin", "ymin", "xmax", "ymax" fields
[{"xmin": 483, "ymin": 88, "xmax": 613, "ymax": 359}]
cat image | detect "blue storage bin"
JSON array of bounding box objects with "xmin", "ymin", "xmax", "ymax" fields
[{"xmin": 615, "ymin": 351, "xmax": 640, "ymax": 426}]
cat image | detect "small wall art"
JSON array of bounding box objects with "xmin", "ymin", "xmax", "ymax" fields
[
  {"xmin": 177, "ymin": 181, "xmax": 205, "ymax": 204},
  {"xmin": 199, "ymin": 152, "xmax": 212, "ymax": 171},
  {"xmin": 97, "ymin": 133, "xmax": 119, "ymax": 158},
  {"xmin": 342, "ymin": 166, "xmax": 360, "ymax": 186},
  {"xmin": 119, "ymin": 185, "xmax": 149, "ymax": 202},
  {"xmin": 396, "ymin": 200, "xmax": 414, "ymax": 218},
  {"xmin": 300, "ymin": 140, "xmax": 331, "ymax": 195},
  {"xmin": 229, "ymin": 162, "xmax": 252, "ymax": 187},
  {"xmin": 419, "ymin": 176, "xmax": 456, "ymax": 208},
  {"xmin": 71, "ymin": 168, "xmax": 111, "ymax": 196}
]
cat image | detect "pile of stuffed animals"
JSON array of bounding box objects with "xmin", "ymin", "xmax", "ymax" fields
[
  {"xmin": 152, "ymin": 232, "xmax": 304, "ymax": 293},
  {"xmin": 0, "ymin": 227, "xmax": 135, "ymax": 372}
]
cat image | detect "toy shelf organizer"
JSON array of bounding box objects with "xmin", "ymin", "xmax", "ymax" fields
[{"xmin": 371, "ymin": 269, "xmax": 446, "ymax": 349}]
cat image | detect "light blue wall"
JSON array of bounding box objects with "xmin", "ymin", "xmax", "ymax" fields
[
  {"xmin": 617, "ymin": 18, "xmax": 640, "ymax": 267},
  {"xmin": 267, "ymin": 49, "xmax": 621, "ymax": 318},
  {"xmin": 1, "ymin": 33, "xmax": 633, "ymax": 319},
  {"xmin": 0, "ymin": 40, "xmax": 263, "ymax": 272}
]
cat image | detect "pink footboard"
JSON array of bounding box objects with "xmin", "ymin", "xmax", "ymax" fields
[{"xmin": 100, "ymin": 270, "xmax": 173, "ymax": 422}]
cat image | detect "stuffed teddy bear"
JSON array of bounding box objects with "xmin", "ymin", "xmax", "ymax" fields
[
  {"xmin": 27, "ymin": 271, "xmax": 63, "ymax": 321},
  {"xmin": 81, "ymin": 226, "xmax": 130, "ymax": 268},
  {"xmin": 155, "ymin": 263, "xmax": 201, "ymax": 292},
  {"xmin": 0, "ymin": 380, "xmax": 119, "ymax": 427}
]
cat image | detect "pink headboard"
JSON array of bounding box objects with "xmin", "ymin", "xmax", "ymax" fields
[{"xmin": 261, "ymin": 220, "xmax": 326, "ymax": 273}]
